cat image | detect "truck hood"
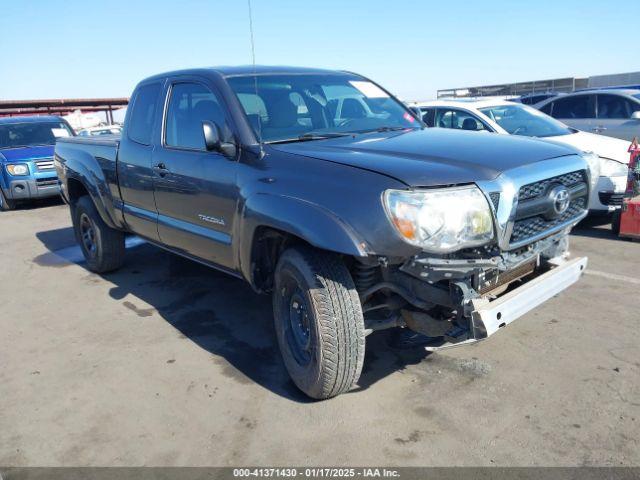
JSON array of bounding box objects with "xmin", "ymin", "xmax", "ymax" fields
[
  {"xmin": 270, "ymin": 128, "xmax": 578, "ymax": 187},
  {"xmin": 0, "ymin": 145, "xmax": 55, "ymax": 163},
  {"xmin": 541, "ymin": 130, "xmax": 630, "ymax": 164}
]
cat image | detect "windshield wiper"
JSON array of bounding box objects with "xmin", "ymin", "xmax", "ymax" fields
[
  {"xmin": 348, "ymin": 126, "xmax": 416, "ymax": 135},
  {"xmin": 267, "ymin": 132, "xmax": 351, "ymax": 144}
]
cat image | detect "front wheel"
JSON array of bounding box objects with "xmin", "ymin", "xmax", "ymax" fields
[
  {"xmin": 73, "ymin": 196, "xmax": 125, "ymax": 273},
  {"xmin": 273, "ymin": 246, "xmax": 365, "ymax": 399},
  {"xmin": 0, "ymin": 188, "xmax": 15, "ymax": 211},
  {"xmin": 612, "ymin": 209, "xmax": 621, "ymax": 236}
]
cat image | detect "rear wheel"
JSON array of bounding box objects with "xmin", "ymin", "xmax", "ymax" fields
[
  {"xmin": 273, "ymin": 246, "xmax": 365, "ymax": 399},
  {"xmin": 0, "ymin": 188, "xmax": 15, "ymax": 211},
  {"xmin": 73, "ymin": 196, "xmax": 125, "ymax": 273}
]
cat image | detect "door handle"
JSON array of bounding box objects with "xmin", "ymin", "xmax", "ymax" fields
[
  {"xmin": 153, "ymin": 162, "xmax": 169, "ymax": 176},
  {"xmin": 592, "ymin": 125, "xmax": 607, "ymax": 133}
]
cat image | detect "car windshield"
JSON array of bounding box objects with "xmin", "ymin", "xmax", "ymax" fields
[
  {"xmin": 479, "ymin": 104, "xmax": 573, "ymax": 137},
  {"xmin": 0, "ymin": 121, "xmax": 74, "ymax": 148},
  {"xmin": 227, "ymin": 73, "xmax": 420, "ymax": 143}
]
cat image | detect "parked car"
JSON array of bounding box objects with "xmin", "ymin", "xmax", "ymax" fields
[
  {"xmin": 0, "ymin": 116, "xmax": 74, "ymax": 211},
  {"xmin": 77, "ymin": 125, "xmax": 122, "ymax": 137},
  {"xmin": 534, "ymin": 89, "xmax": 640, "ymax": 141},
  {"xmin": 416, "ymin": 99, "xmax": 625, "ymax": 213},
  {"xmin": 55, "ymin": 66, "xmax": 590, "ymax": 399}
]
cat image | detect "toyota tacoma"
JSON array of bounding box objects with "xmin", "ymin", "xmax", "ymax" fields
[{"xmin": 55, "ymin": 67, "xmax": 592, "ymax": 399}]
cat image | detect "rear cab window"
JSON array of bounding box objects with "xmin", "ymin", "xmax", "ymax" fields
[{"xmin": 127, "ymin": 83, "xmax": 162, "ymax": 145}]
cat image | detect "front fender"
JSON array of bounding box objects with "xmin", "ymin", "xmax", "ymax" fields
[{"xmin": 237, "ymin": 193, "xmax": 369, "ymax": 283}]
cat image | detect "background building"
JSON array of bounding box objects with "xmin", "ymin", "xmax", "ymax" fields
[{"xmin": 437, "ymin": 71, "xmax": 640, "ymax": 99}]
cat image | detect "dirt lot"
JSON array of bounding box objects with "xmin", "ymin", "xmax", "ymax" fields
[{"xmin": 1, "ymin": 199, "xmax": 638, "ymax": 467}]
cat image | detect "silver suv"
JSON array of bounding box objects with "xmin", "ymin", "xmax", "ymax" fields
[{"xmin": 535, "ymin": 89, "xmax": 640, "ymax": 141}]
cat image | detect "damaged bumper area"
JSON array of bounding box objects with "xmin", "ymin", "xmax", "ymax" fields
[
  {"xmin": 469, "ymin": 256, "xmax": 587, "ymax": 340},
  {"xmin": 359, "ymin": 232, "xmax": 588, "ymax": 350}
]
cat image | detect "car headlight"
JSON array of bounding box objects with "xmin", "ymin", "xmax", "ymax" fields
[
  {"xmin": 599, "ymin": 158, "xmax": 628, "ymax": 177},
  {"xmin": 383, "ymin": 186, "xmax": 494, "ymax": 253},
  {"xmin": 581, "ymin": 152, "xmax": 600, "ymax": 191},
  {"xmin": 6, "ymin": 163, "xmax": 29, "ymax": 176}
]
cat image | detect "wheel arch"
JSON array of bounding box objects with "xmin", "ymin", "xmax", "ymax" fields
[{"xmin": 237, "ymin": 194, "xmax": 369, "ymax": 291}]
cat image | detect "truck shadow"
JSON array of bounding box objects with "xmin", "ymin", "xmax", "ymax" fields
[{"xmin": 34, "ymin": 228, "xmax": 423, "ymax": 402}]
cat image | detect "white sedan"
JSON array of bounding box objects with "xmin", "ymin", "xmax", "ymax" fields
[{"xmin": 415, "ymin": 99, "xmax": 629, "ymax": 213}]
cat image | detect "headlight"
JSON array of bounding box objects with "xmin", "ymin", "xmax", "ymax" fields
[
  {"xmin": 383, "ymin": 186, "xmax": 494, "ymax": 253},
  {"xmin": 581, "ymin": 152, "xmax": 600, "ymax": 191},
  {"xmin": 600, "ymin": 158, "xmax": 628, "ymax": 177},
  {"xmin": 6, "ymin": 164, "xmax": 29, "ymax": 176}
]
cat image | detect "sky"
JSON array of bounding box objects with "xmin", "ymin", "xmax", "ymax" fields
[{"xmin": 1, "ymin": 0, "xmax": 637, "ymax": 102}]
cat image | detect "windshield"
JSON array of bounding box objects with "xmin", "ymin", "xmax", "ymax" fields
[
  {"xmin": 227, "ymin": 74, "xmax": 419, "ymax": 143},
  {"xmin": 479, "ymin": 104, "xmax": 573, "ymax": 137},
  {"xmin": 0, "ymin": 121, "xmax": 74, "ymax": 149}
]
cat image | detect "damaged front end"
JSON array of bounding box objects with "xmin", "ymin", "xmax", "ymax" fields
[
  {"xmin": 357, "ymin": 158, "xmax": 591, "ymax": 349},
  {"xmin": 357, "ymin": 231, "xmax": 587, "ymax": 350}
]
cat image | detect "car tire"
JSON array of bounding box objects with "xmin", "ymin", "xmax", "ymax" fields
[
  {"xmin": 73, "ymin": 195, "xmax": 125, "ymax": 273},
  {"xmin": 612, "ymin": 210, "xmax": 621, "ymax": 236},
  {"xmin": 0, "ymin": 188, "xmax": 15, "ymax": 211},
  {"xmin": 273, "ymin": 246, "xmax": 365, "ymax": 400}
]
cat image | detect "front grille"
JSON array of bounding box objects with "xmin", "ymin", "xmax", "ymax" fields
[
  {"xmin": 509, "ymin": 169, "xmax": 588, "ymax": 246},
  {"xmin": 598, "ymin": 192, "xmax": 624, "ymax": 206},
  {"xmin": 511, "ymin": 198, "xmax": 586, "ymax": 244},
  {"xmin": 35, "ymin": 159, "xmax": 55, "ymax": 171},
  {"xmin": 518, "ymin": 170, "xmax": 585, "ymax": 201}
]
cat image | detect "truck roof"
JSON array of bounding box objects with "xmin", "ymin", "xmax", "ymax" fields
[
  {"xmin": 140, "ymin": 65, "xmax": 356, "ymax": 83},
  {"xmin": 0, "ymin": 115, "xmax": 66, "ymax": 125}
]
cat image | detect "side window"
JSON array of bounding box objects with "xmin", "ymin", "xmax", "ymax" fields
[
  {"xmin": 128, "ymin": 83, "xmax": 161, "ymax": 145},
  {"xmin": 597, "ymin": 94, "xmax": 640, "ymax": 119},
  {"xmin": 421, "ymin": 108, "xmax": 435, "ymax": 127},
  {"xmin": 551, "ymin": 95, "xmax": 594, "ymax": 119},
  {"xmin": 165, "ymin": 82, "xmax": 228, "ymax": 150},
  {"xmin": 435, "ymin": 109, "xmax": 487, "ymax": 131},
  {"xmin": 539, "ymin": 101, "xmax": 553, "ymax": 115}
]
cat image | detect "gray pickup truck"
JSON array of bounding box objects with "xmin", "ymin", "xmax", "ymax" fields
[{"xmin": 55, "ymin": 66, "xmax": 591, "ymax": 399}]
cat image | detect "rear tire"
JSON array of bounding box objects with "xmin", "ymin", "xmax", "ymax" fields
[
  {"xmin": 0, "ymin": 188, "xmax": 15, "ymax": 211},
  {"xmin": 73, "ymin": 196, "xmax": 125, "ymax": 273},
  {"xmin": 273, "ymin": 246, "xmax": 365, "ymax": 399}
]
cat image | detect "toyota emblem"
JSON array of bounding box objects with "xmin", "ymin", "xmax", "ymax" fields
[{"xmin": 552, "ymin": 186, "xmax": 570, "ymax": 215}]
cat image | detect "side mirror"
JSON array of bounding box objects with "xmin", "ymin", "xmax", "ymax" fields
[
  {"xmin": 631, "ymin": 111, "xmax": 640, "ymax": 120},
  {"xmin": 202, "ymin": 121, "xmax": 237, "ymax": 158}
]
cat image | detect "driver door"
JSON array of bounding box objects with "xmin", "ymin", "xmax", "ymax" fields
[{"xmin": 152, "ymin": 79, "xmax": 239, "ymax": 269}]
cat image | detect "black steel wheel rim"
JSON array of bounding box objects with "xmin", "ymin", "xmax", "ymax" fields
[
  {"xmin": 281, "ymin": 277, "xmax": 313, "ymax": 367},
  {"xmin": 79, "ymin": 213, "xmax": 97, "ymax": 257}
]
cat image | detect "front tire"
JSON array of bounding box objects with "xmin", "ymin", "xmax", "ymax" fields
[
  {"xmin": 612, "ymin": 209, "xmax": 621, "ymax": 236},
  {"xmin": 273, "ymin": 246, "xmax": 365, "ymax": 399},
  {"xmin": 73, "ymin": 196, "xmax": 125, "ymax": 273},
  {"xmin": 0, "ymin": 188, "xmax": 15, "ymax": 211}
]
